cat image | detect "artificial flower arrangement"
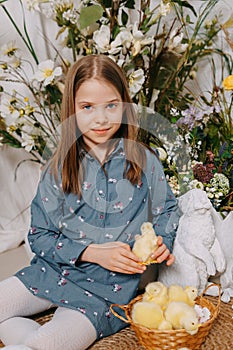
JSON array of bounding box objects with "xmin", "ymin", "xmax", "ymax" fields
[{"xmin": 0, "ymin": 0, "xmax": 232, "ymax": 212}]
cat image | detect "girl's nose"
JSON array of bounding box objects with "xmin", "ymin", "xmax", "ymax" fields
[{"xmin": 93, "ymin": 105, "xmax": 108, "ymax": 123}]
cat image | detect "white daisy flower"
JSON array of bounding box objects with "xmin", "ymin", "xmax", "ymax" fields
[
  {"xmin": 0, "ymin": 97, "xmax": 19, "ymax": 126},
  {"xmin": 1, "ymin": 41, "xmax": 18, "ymax": 57},
  {"xmin": 34, "ymin": 59, "xmax": 62, "ymax": 86}
]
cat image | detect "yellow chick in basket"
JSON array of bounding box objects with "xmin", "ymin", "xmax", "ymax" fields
[
  {"xmin": 143, "ymin": 281, "xmax": 168, "ymax": 309},
  {"xmin": 164, "ymin": 301, "xmax": 199, "ymax": 335},
  {"xmin": 132, "ymin": 222, "xmax": 158, "ymax": 264},
  {"xmin": 168, "ymin": 285, "xmax": 198, "ymax": 306},
  {"xmin": 184, "ymin": 286, "xmax": 198, "ymax": 305},
  {"xmin": 131, "ymin": 300, "xmax": 167, "ymax": 329}
]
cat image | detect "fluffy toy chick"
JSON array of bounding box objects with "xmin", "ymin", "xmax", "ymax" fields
[
  {"xmin": 143, "ymin": 281, "xmax": 168, "ymax": 309},
  {"xmin": 184, "ymin": 286, "xmax": 198, "ymax": 306},
  {"xmin": 131, "ymin": 300, "xmax": 164, "ymax": 329},
  {"xmin": 157, "ymin": 319, "xmax": 173, "ymax": 330},
  {"xmin": 164, "ymin": 301, "xmax": 199, "ymax": 335},
  {"xmin": 132, "ymin": 222, "xmax": 158, "ymax": 264},
  {"xmin": 168, "ymin": 285, "xmax": 198, "ymax": 306}
]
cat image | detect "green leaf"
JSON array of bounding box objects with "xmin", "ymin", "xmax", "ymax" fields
[
  {"xmin": 100, "ymin": 0, "xmax": 112, "ymax": 7},
  {"xmin": 124, "ymin": 0, "xmax": 135, "ymax": 9},
  {"xmin": 79, "ymin": 5, "xmax": 104, "ymax": 29},
  {"xmin": 172, "ymin": 0, "xmax": 197, "ymax": 17},
  {"xmin": 121, "ymin": 9, "xmax": 128, "ymax": 26},
  {"xmin": 0, "ymin": 130, "xmax": 22, "ymax": 147}
]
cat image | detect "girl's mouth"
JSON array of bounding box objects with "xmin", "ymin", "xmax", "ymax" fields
[{"xmin": 92, "ymin": 128, "xmax": 110, "ymax": 135}]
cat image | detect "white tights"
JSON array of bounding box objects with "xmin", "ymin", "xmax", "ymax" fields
[{"xmin": 0, "ymin": 277, "xmax": 97, "ymax": 350}]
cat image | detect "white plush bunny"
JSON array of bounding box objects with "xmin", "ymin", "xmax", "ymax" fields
[
  {"xmin": 158, "ymin": 189, "xmax": 226, "ymax": 294},
  {"xmin": 211, "ymin": 208, "xmax": 233, "ymax": 303}
]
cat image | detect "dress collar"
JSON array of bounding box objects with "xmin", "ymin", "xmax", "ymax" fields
[{"xmin": 79, "ymin": 138, "xmax": 124, "ymax": 162}]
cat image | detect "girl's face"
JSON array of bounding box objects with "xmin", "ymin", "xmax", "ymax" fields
[{"xmin": 75, "ymin": 78, "xmax": 123, "ymax": 151}]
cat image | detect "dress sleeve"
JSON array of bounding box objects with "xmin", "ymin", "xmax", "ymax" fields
[
  {"xmin": 148, "ymin": 152, "xmax": 180, "ymax": 252},
  {"xmin": 28, "ymin": 166, "xmax": 93, "ymax": 267}
]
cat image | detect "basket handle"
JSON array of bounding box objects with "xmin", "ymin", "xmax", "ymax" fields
[
  {"xmin": 201, "ymin": 283, "xmax": 221, "ymax": 315},
  {"xmin": 110, "ymin": 303, "xmax": 131, "ymax": 324}
]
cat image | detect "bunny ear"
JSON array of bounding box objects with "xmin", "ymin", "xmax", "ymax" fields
[{"xmin": 192, "ymin": 189, "xmax": 212, "ymax": 210}]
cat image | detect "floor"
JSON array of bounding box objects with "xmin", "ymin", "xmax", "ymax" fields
[{"xmin": 0, "ymin": 243, "xmax": 31, "ymax": 281}]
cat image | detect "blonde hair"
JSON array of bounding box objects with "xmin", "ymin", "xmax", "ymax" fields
[{"xmin": 52, "ymin": 55, "xmax": 145, "ymax": 195}]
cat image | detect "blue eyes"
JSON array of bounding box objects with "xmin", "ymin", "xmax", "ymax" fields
[
  {"xmin": 82, "ymin": 103, "xmax": 118, "ymax": 111},
  {"xmin": 83, "ymin": 105, "xmax": 92, "ymax": 111},
  {"xmin": 107, "ymin": 103, "xmax": 117, "ymax": 109}
]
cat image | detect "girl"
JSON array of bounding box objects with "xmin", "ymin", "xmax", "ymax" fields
[{"xmin": 0, "ymin": 55, "xmax": 179, "ymax": 350}]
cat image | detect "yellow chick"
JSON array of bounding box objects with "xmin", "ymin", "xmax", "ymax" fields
[
  {"xmin": 131, "ymin": 300, "xmax": 164, "ymax": 329},
  {"xmin": 168, "ymin": 285, "xmax": 197, "ymax": 306},
  {"xmin": 143, "ymin": 281, "xmax": 168, "ymax": 309},
  {"xmin": 164, "ymin": 301, "xmax": 199, "ymax": 335},
  {"xmin": 132, "ymin": 222, "xmax": 158, "ymax": 263},
  {"xmin": 184, "ymin": 286, "xmax": 198, "ymax": 306},
  {"xmin": 157, "ymin": 319, "xmax": 173, "ymax": 330}
]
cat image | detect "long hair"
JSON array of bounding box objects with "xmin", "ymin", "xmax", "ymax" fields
[{"xmin": 51, "ymin": 55, "xmax": 146, "ymax": 195}]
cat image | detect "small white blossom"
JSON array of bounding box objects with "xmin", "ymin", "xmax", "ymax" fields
[
  {"xmin": 170, "ymin": 107, "xmax": 180, "ymax": 116},
  {"xmin": 168, "ymin": 30, "xmax": 188, "ymax": 54},
  {"xmin": 189, "ymin": 179, "xmax": 204, "ymax": 191},
  {"xmin": 156, "ymin": 147, "xmax": 167, "ymax": 161},
  {"xmin": 114, "ymin": 29, "xmax": 132, "ymax": 50},
  {"xmin": 131, "ymin": 23, "xmax": 154, "ymax": 56},
  {"xmin": 33, "ymin": 60, "xmax": 62, "ymax": 86},
  {"xmin": 0, "ymin": 97, "xmax": 19, "ymax": 126},
  {"xmin": 167, "ymin": 175, "xmax": 180, "ymax": 196},
  {"xmin": 1, "ymin": 42, "xmax": 18, "ymax": 57},
  {"xmin": 93, "ymin": 25, "xmax": 121, "ymax": 54},
  {"xmin": 159, "ymin": 1, "xmax": 171, "ymax": 16},
  {"xmin": 63, "ymin": 9, "xmax": 77, "ymax": 25},
  {"xmin": 128, "ymin": 69, "xmax": 145, "ymax": 97},
  {"xmin": 21, "ymin": 132, "xmax": 35, "ymax": 152}
]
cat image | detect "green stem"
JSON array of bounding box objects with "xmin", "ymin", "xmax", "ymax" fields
[
  {"xmin": 19, "ymin": 0, "xmax": 39, "ymax": 64},
  {"xmin": 1, "ymin": 3, "xmax": 39, "ymax": 64},
  {"xmin": 68, "ymin": 28, "xmax": 76, "ymax": 62}
]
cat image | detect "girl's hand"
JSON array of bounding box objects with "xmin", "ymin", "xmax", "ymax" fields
[
  {"xmin": 151, "ymin": 236, "xmax": 175, "ymax": 266},
  {"xmin": 80, "ymin": 242, "xmax": 146, "ymax": 274}
]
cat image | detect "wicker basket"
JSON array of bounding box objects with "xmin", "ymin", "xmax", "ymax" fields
[{"xmin": 110, "ymin": 284, "xmax": 221, "ymax": 350}]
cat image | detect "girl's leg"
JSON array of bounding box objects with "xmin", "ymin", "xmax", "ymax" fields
[
  {"xmin": 0, "ymin": 276, "xmax": 53, "ymax": 321},
  {"xmin": 24, "ymin": 307, "xmax": 97, "ymax": 350},
  {"xmin": 0, "ymin": 277, "xmax": 97, "ymax": 349},
  {"xmin": 0, "ymin": 276, "xmax": 53, "ymax": 345}
]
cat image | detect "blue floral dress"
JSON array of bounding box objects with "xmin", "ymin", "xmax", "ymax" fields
[{"xmin": 16, "ymin": 139, "xmax": 179, "ymax": 339}]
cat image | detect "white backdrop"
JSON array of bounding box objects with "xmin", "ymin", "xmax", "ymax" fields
[{"xmin": 0, "ymin": 0, "xmax": 232, "ymax": 253}]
